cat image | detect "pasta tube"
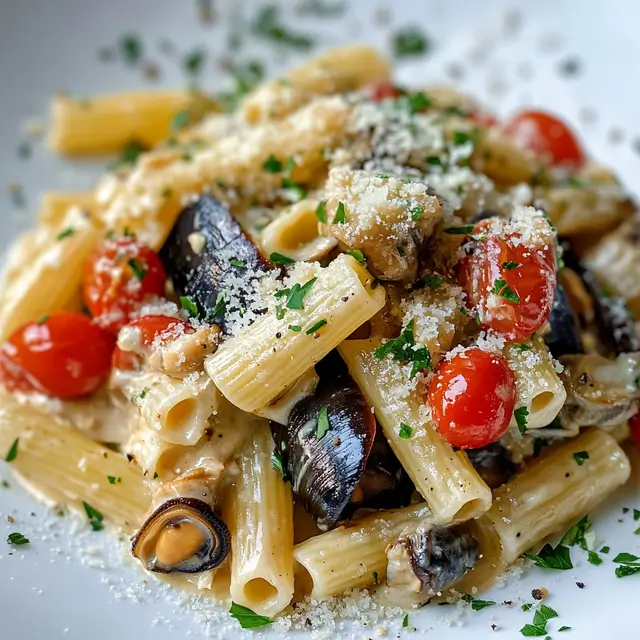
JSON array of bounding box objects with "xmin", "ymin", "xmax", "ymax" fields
[
  {"xmin": 224, "ymin": 425, "xmax": 294, "ymax": 617},
  {"xmin": 38, "ymin": 191, "xmax": 96, "ymax": 227},
  {"xmin": 487, "ymin": 428, "xmax": 631, "ymax": 564},
  {"xmin": 206, "ymin": 255, "xmax": 386, "ymax": 413},
  {"xmin": 339, "ymin": 338, "xmax": 492, "ymax": 524}
]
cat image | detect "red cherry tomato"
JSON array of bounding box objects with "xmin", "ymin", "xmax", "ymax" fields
[
  {"xmin": 0, "ymin": 312, "xmax": 114, "ymax": 399},
  {"xmin": 505, "ymin": 109, "xmax": 585, "ymax": 168},
  {"xmin": 460, "ymin": 231, "xmax": 556, "ymax": 342},
  {"xmin": 365, "ymin": 81, "xmax": 402, "ymax": 102},
  {"xmin": 112, "ymin": 315, "xmax": 192, "ymax": 371},
  {"xmin": 630, "ymin": 412, "xmax": 640, "ymax": 448},
  {"xmin": 428, "ymin": 348, "xmax": 517, "ymax": 449},
  {"xmin": 83, "ymin": 236, "xmax": 167, "ymax": 334}
]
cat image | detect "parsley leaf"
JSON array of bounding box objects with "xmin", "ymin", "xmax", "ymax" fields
[
  {"xmin": 373, "ymin": 319, "xmax": 433, "ymax": 378},
  {"xmin": 281, "ymin": 177, "xmax": 307, "ymax": 202},
  {"xmin": 524, "ymin": 543, "xmax": 573, "ymax": 570},
  {"xmin": 533, "ymin": 604, "xmax": 557, "ymax": 626},
  {"xmin": 422, "ymin": 274, "xmax": 444, "ymax": 289},
  {"xmin": 284, "ymin": 277, "xmax": 317, "ymax": 310},
  {"xmin": 444, "ymin": 225, "xmax": 474, "ymax": 235},
  {"xmin": 275, "ymin": 306, "xmax": 285, "ymax": 320},
  {"xmin": 183, "ymin": 49, "xmax": 206, "ymax": 76},
  {"xmin": 613, "ymin": 552, "xmax": 640, "ymax": 563},
  {"xmin": 492, "ymin": 278, "xmax": 520, "ymax": 303},
  {"xmin": 521, "ymin": 604, "xmax": 533, "ymax": 612},
  {"xmin": 7, "ymin": 532, "xmax": 29, "ymax": 546},
  {"xmin": 127, "ymin": 258, "xmax": 147, "ymax": 281},
  {"xmin": 402, "ymin": 614, "xmax": 409, "ymax": 627},
  {"xmin": 464, "ymin": 596, "xmax": 496, "ymax": 611},
  {"xmin": 573, "ymin": 450, "xmax": 589, "ymax": 465},
  {"xmin": 393, "ymin": 27, "xmax": 430, "ymax": 58},
  {"xmin": 398, "ymin": 423, "xmax": 413, "ymax": 439},
  {"xmin": 347, "ymin": 249, "xmax": 366, "ymax": 263},
  {"xmin": 107, "ymin": 476, "xmax": 121, "ymax": 485},
  {"xmin": 229, "ymin": 602, "xmax": 273, "ymax": 629},
  {"xmin": 634, "ymin": 508, "xmax": 640, "ymax": 521},
  {"xmin": 503, "ymin": 261, "xmax": 521, "ymax": 270},
  {"xmin": 251, "ymin": 5, "xmax": 314, "ymax": 50},
  {"xmin": 171, "ymin": 109, "xmax": 190, "ymax": 132},
  {"xmin": 82, "ymin": 501, "xmax": 104, "ymax": 531},
  {"xmin": 452, "ymin": 130, "xmax": 474, "ymax": 146},
  {"xmin": 306, "ymin": 319, "xmax": 327, "ymax": 335},
  {"xmin": 410, "ymin": 207, "xmax": 423, "ymax": 221},
  {"xmin": 559, "ymin": 626, "xmax": 571, "ymax": 632},
  {"xmin": 5, "ymin": 438, "xmax": 19, "ymax": 462},
  {"xmin": 229, "ymin": 258, "xmax": 245, "ymax": 268},
  {"xmin": 180, "ymin": 295, "xmax": 199, "ymax": 317},
  {"xmin": 561, "ymin": 515, "xmax": 591, "ymax": 549},
  {"xmin": 316, "ymin": 406, "xmax": 331, "ymax": 439},
  {"xmin": 56, "ymin": 227, "xmax": 76, "ymax": 241},
  {"xmin": 288, "ymin": 325, "xmax": 302, "ymax": 332},
  {"xmin": 515, "ymin": 407, "xmax": 529, "ymax": 435},
  {"xmin": 270, "ymin": 450, "xmax": 288, "ymax": 482},
  {"xmin": 587, "ymin": 550, "xmax": 603, "ymax": 565},
  {"xmin": 333, "ymin": 201, "xmax": 348, "ymax": 224},
  {"xmin": 520, "ymin": 623, "xmax": 549, "ymax": 637},
  {"xmin": 119, "ymin": 34, "xmax": 142, "ymax": 65},
  {"xmin": 407, "ymin": 92, "xmax": 432, "ymax": 114},
  {"xmin": 315, "ymin": 201, "xmax": 327, "ymax": 223},
  {"xmin": 270, "ymin": 252, "xmax": 295, "ymax": 266},
  {"xmin": 210, "ymin": 293, "xmax": 226, "ymax": 317},
  {"xmin": 601, "ymin": 546, "xmax": 611, "ymax": 553},
  {"xmin": 616, "ymin": 565, "xmax": 640, "ymax": 578},
  {"xmin": 262, "ymin": 155, "xmax": 283, "ymax": 173}
]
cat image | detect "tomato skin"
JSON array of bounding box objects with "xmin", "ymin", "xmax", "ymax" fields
[
  {"xmin": 505, "ymin": 110, "xmax": 585, "ymax": 168},
  {"xmin": 83, "ymin": 236, "xmax": 167, "ymax": 334},
  {"xmin": 366, "ymin": 81, "xmax": 402, "ymax": 102},
  {"xmin": 428, "ymin": 348, "xmax": 517, "ymax": 449},
  {"xmin": 112, "ymin": 315, "xmax": 192, "ymax": 371},
  {"xmin": 0, "ymin": 312, "xmax": 114, "ymax": 399},
  {"xmin": 630, "ymin": 412, "xmax": 640, "ymax": 448},
  {"xmin": 460, "ymin": 232, "xmax": 556, "ymax": 342}
]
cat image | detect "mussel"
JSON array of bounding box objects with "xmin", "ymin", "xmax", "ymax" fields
[
  {"xmin": 544, "ymin": 283, "xmax": 583, "ymax": 358},
  {"xmin": 386, "ymin": 524, "xmax": 479, "ymax": 604},
  {"xmin": 270, "ymin": 373, "xmax": 375, "ymax": 529},
  {"xmin": 559, "ymin": 352, "xmax": 640, "ymax": 430},
  {"xmin": 131, "ymin": 497, "xmax": 230, "ymax": 574},
  {"xmin": 465, "ymin": 442, "xmax": 516, "ymax": 490},
  {"xmin": 160, "ymin": 196, "xmax": 272, "ymax": 332}
]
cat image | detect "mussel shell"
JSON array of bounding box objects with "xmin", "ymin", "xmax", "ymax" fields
[
  {"xmin": 465, "ymin": 442, "xmax": 516, "ymax": 490},
  {"xmin": 160, "ymin": 196, "xmax": 272, "ymax": 331},
  {"xmin": 386, "ymin": 524, "xmax": 479, "ymax": 597},
  {"xmin": 131, "ymin": 497, "xmax": 230, "ymax": 574},
  {"xmin": 270, "ymin": 375, "xmax": 375, "ymax": 528},
  {"xmin": 545, "ymin": 283, "xmax": 584, "ymax": 358}
]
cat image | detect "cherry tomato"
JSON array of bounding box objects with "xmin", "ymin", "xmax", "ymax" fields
[
  {"xmin": 0, "ymin": 312, "xmax": 114, "ymax": 399},
  {"xmin": 630, "ymin": 412, "xmax": 640, "ymax": 448},
  {"xmin": 83, "ymin": 236, "xmax": 167, "ymax": 334},
  {"xmin": 112, "ymin": 315, "xmax": 192, "ymax": 371},
  {"xmin": 460, "ymin": 230, "xmax": 556, "ymax": 342},
  {"xmin": 365, "ymin": 81, "xmax": 402, "ymax": 102},
  {"xmin": 428, "ymin": 348, "xmax": 517, "ymax": 449},
  {"xmin": 505, "ymin": 109, "xmax": 585, "ymax": 168}
]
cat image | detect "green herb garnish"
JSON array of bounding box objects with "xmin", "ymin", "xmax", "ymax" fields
[
  {"xmin": 229, "ymin": 258, "xmax": 245, "ymax": 268},
  {"xmin": 373, "ymin": 319, "xmax": 432, "ymax": 378},
  {"xmin": 107, "ymin": 476, "xmax": 121, "ymax": 485},
  {"xmin": 333, "ymin": 201, "xmax": 348, "ymax": 224},
  {"xmin": 183, "ymin": 49, "xmax": 206, "ymax": 76},
  {"xmin": 270, "ymin": 450, "xmax": 288, "ymax": 482},
  {"xmin": 398, "ymin": 423, "xmax": 413, "ymax": 439},
  {"xmin": 262, "ymin": 155, "xmax": 283, "ymax": 173},
  {"xmin": 347, "ymin": 249, "xmax": 366, "ymax": 263},
  {"xmin": 56, "ymin": 227, "xmax": 75, "ymax": 241},
  {"xmin": 270, "ymin": 252, "xmax": 295, "ymax": 266},
  {"xmin": 515, "ymin": 406, "xmax": 529, "ymax": 435},
  {"xmin": 5, "ymin": 438, "xmax": 18, "ymax": 462},
  {"xmin": 306, "ymin": 319, "xmax": 327, "ymax": 335},
  {"xmin": 587, "ymin": 550, "xmax": 603, "ymax": 565},
  {"xmin": 229, "ymin": 602, "xmax": 273, "ymax": 629},
  {"xmin": 275, "ymin": 306, "xmax": 285, "ymax": 320},
  {"xmin": 316, "ymin": 405, "xmax": 331, "ymax": 439},
  {"xmin": 127, "ymin": 258, "xmax": 147, "ymax": 281},
  {"xmin": 444, "ymin": 225, "xmax": 474, "ymax": 235},
  {"xmin": 281, "ymin": 177, "xmax": 307, "ymax": 202},
  {"xmin": 561, "ymin": 515, "xmax": 591, "ymax": 549},
  {"xmin": 393, "ymin": 27, "xmax": 430, "ymax": 58},
  {"xmin": 284, "ymin": 277, "xmax": 317, "ymax": 310},
  {"xmin": 423, "ymin": 274, "xmax": 444, "ymax": 289},
  {"xmin": 492, "ymin": 278, "xmax": 520, "ymax": 303},
  {"xmin": 82, "ymin": 501, "xmax": 104, "ymax": 531},
  {"xmin": 7, "ymin": 532, "xmax": 30, "ymax": 546},
  {"xmin": 520, "ymin": 623, "xmax": 548, "ymax": 637},
  {"xmin": 524, "ymin": 543, "xmax": 573, "ymax": 570},
  {"xmin": 119, "ymin": 34, "xmax": 142, "ymax": 65},
  {"xmin": 464, "ymin": 596, "xmax": 496, "ymax": 611},
  {"xmin": 503, "ymin": 261, "xmax": 521, "ymax": 270},
  {"xmin": 211, "ymin": 293, "xmax": 226, "ymax": 317},
  {"xmin": 180, "ymin": 296, "xmax": 199, "ymax": 317},
  {"xmin": 573, "ymin": 451, "xmax": 589, "ymax": 466},
  {"xmin": 288, "ymin": 325, "xmax": 302, "ymax": 332},
  {"xmin": 315, "ymin": 201, "xmax": 327, "ymax": 223}
]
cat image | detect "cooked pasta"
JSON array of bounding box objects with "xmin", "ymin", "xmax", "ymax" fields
[{"xmin": 0, "ymin": 41, "xmax": 637, "ymax": 631}]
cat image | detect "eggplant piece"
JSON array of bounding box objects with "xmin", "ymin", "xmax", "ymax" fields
[
  {"xmin": 465, "ymin": 443, "xmax": 516, "ymax": 490},
  {"xmin": 386, "ymin": 524, "xmax": 479, "ymax": 604},
  {"xmin": 160, "ymin": 196, "xmax": 272, "ymax": 332},
  {"xmin": 544, "ymin": 283, "xmax": 584, "ymax": 358},
  {"xmin": 270, "ymin": 374, "xmax": 375, "ymax": 529}
]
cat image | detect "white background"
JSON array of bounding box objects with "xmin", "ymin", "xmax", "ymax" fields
[{"xmin": 1, "ymin": 0, "xmax": 640, "ymax": 638}]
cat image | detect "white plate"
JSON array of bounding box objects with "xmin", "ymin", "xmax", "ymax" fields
[{"xmin": 1, "ymin": 1, "xmax": 640, "ymax": 638}]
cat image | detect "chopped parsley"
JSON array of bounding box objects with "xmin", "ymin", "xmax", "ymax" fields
[
  {"xmin": 402, "ymin": 614, "xmax": 409, "ymax": 627},
  {"xmin": 171, "ymin": 109, "xmax": 190, "ymax": 132},
  {"xmin": 1, "ymin": 480, "xmax": 9, "ymax": 488},
  {"xmin": 407, "ymin": 91, "xmax": 432, "ymax": 114},
  {"xmin": 127, "ymin": 258, "xmax": 147, "ymax": 281},
  {"xmin": 634, "ymin": 508, "xmax": 640, "ymax": 521},
  {"xmin": 282, "ymin": 277, "xmax": 317, "ymax": 310},
  {"xmin": 119, "ymin": 34, "xmax": 143, "ymax": 65},
  {"xmin": 211, "ymin": 293, "xmax": 226, "ymax": 317},
  {"xmin": 347, "ymin": 249, "xmax": 366, "ymax": 263},
  {"xmin": 316, "ymin": 406, "xmax": 331, "ymax": 439},
  {"xmin": 229, "ymin": 602, "xmax": 273, "ymax": 629},
  {"xmin": 520, "ymin": 623, "xmax": 548, "ymax": 637},
  {"xmin": 180, "ymin": 295, "xmax": 199, "ymax": 317},
  {"xmin": 270, "ymin": 252, "xmax": 295, "ymax": 266},
  {"xmin": 56, "ymin": 227, "xmax": 76, "ymax": 241},
  {"xmin": 5, "ymin": 438, "xmax": 19, "ymax": 462},
  {"xmin": 306, "ymin": 319, "xmax": 327, "ymax": 335},
  {"xmin": 398, "ymin": 423, "xmax": 413, "ymax": 439},
  {"xmin": 452, "ymin": 130, "xmax": 474, "ymax": 146},
  {"xmin": 333, "ymin": 201, "xmax": 348, "ymax": 224},
  {"xmin": 423, "ymin": 274, "xmax": 444, "ymax": 289},
  {"xmin": 561, "ymin": 515, "xmax": 591, "ymax": 549},
  {"xmin": 613, "ymin": 552, "xmax": 640, "ymax": 577},
  {"xmin": 587, "ymin": 550, "xmax": 603, "ymax": 565},
  {"xmin": 251, "ymin": 5, "xmax": 314, "ymax": 50},
  {"xmin": 262, "ymin": 155, "xmax": 283, "ymax": 173},
  {"xmin": 514, "ymin": 407, "xmax": 529, "ymax": 435},
  {"xmin": 410, "ymin": 206, "xmax": 423, "ymax": 221},
  {"xmin": 132, "ymin": 388, "xmax": 149, "ymax": 404},
  {"xmin": 559, "ymin": 627, "xmax": 572, "ymax": 632},
  {"xmin": 281, "ymin": 177, "xmax": 307, "ymax": 202},
  {"xmin": 601, "ymin": 546, "xmax": 611, "ymax": 554},
  {"xmin": 503, "ymin": 261, "xmax": 521, "ymax": 270},
  {"xmin": 492, "ymin": 278, "xmax": 520, "ymax": 303},
  {"xmin": 515, "ymin": 343, "xmax": 532, "ymax": 351},
  {"xmin": 315, "ymin": 201, "xmax": 327, "ymax": 223},
  {"xmin": 288, "ymin": 325, "xmax": 302, "ymax": 332},
  {"xmin": 270, "ymin": 450, "xmax": 288, "ymax": 482},
  {"xmin": 229, "ymin": 258, "xmax": 245, "ymax": 268},
  {"xmin": 521, "ymin": 604, "xmax": 533, "ymax": 612},
  {"xmin": 37, "ymin": 314, "xmax": 49, "ymax": 325},
  {"xmin": 524, "ymin": 542, "xmax": 573, "ymax": 570},
  {"xmin": 444, "ymin": 225, "xmax": 474, "ymax": 235},
  {"xmin": 573, "ymin": 450, "xmax": 589, "ymax": 465},
  {"xmin": 7, "ymin": 532, "xmax": 30, "ymax": 546},
  {"xmin": 183, "ymin": 49, "xmax": 206, "ymax": 76},
  {"xmin": 463, "ymin": 596, "xmax": 496, "ymax": 611},
  {"xmin": 275, "ymin": 306, "xmax": 285, "ymax": 320},
  {"xmin": 373, "ymin": 319, "xmax": 432, "ymax": 378},
  {"xmin": 109, "ymin": 139, "xmax": 147, "ymax": 170},
  {"xmin": 153, "ymin": 472, "xmax": 159, "ymax": 480},
  {"xmin": 393, "ymin": 27, "xmax": 430, "ymax": 58},
  {"xmin": 82, "ymin": 501, "xmax": 104, "ymax": 531},
  {"xmin": 107, "ymin": 476, "xmax": 121, "ymax": 485}
]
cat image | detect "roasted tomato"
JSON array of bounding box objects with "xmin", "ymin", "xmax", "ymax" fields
[
  {"xmin": 0, "ymin": 312, "xmax": 114, "ymax": 399},
  {"xmin": 460, "ymin": 227, "xmax": 556, "ymax": 342},
  {"xmin": 365, "ymin": 81, "xmax": 402, "ymax": 102},
  {"xmin": 505, "ymin": 109, "xmax": 585, "ymax": 168},
  {"xmin": 428, "ymin": 348, "xmax": 517, "ymax": 449},
  {"xmin": 83, "ymin": 235, "xmax": 167, "ymax": 334},
  {"xmin": 112, "ymin": 315, "xmax": 192, "ymax": 371}
]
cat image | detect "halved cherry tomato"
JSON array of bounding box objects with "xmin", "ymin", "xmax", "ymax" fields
[
  {"xmin": 83, "ymin": 236, "xmax": 167, "ymax": 334},
  {"xmin": 112, "ymin": 315, "xmax": 192, "ymax": 371},
  {"xmin": 428, "ymin": 348, "xmax": 517, "ymax": 449},
  {"xmin": 460, "ymin": 229, "xmax": 556, "ymax": 342},
  {"xmin": 505, "ymin": 109, "xmax": 585, "ymax": 168},
  {"xmin": 365, "ymin": 81, "xmax": 402, "ymax": 102},
  {"xmin": 0, "ymin": 312, "xmax": 114, "ymax": 399},
  {"xmin": 630, "ymin": 412, "xmax": 640, "ymax": 448}
]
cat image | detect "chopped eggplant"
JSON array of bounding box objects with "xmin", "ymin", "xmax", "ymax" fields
[
  {"xmin": 545, "ymin": 283, "xmax": 584, "ymax": 358},
  {"xmin": 465, "ymin": 443, "xmax": 516, "ymax": 490},
  {"xmin": 160, "ymin": 196, "xmax": 272, "ymax": 332}
]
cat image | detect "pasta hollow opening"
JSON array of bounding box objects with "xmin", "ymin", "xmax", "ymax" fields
[
  {"xmin": 531, "ymin": 391, "xmax": 554, "ymax": 414},
  {"xmin": 165, "ymin": 398, "xmax": 197, "ymax": 431},
  {"xmin": 451, "ymin": 497, "xmax": 486, "ymax": 524},
  {"xmin": 243, "ymin": 577, "xmax": 279, "ymax": 604},
  {"xmin": 280, "ymin": 210, "xmax": 319, "ymax": 249}
]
